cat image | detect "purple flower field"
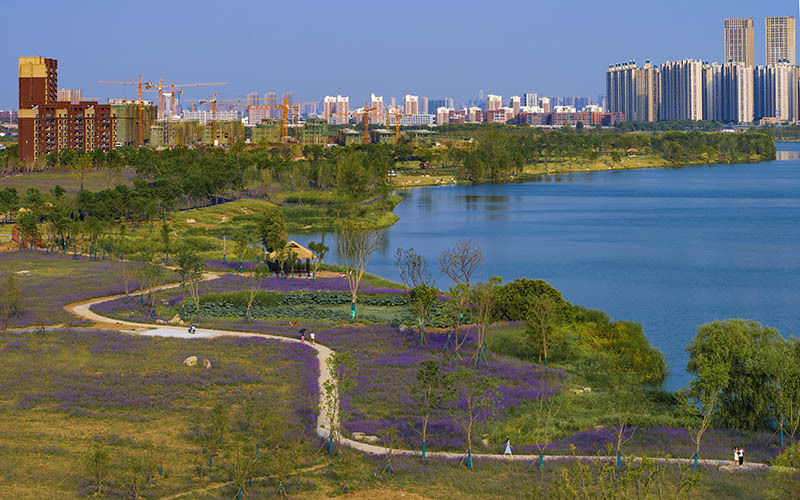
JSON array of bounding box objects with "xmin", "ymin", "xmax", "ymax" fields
[
  {"xmin": 0, "ymin": 251, "xmax": 153, "ymax": 328},
  {"xmin": 0, "ymin": 328, "xmax": 319, "ymax": 435}
]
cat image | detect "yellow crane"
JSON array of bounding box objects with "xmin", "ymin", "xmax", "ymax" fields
[
  {"xmin": 350, "ymin": 104, "xmax": 378, "ymax": 144},
  {"xmin": 98, "ymin": 75, "xmax": 154, "ymax": 146},
  {"xmin": 385, "ymin": 110, "xmax": 410, "ymax": 144},
  {"xmin": 144, "ymin": 80, "xmax": 227, "ymax": 120}
]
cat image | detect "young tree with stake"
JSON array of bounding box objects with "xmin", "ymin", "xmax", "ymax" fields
[
  {"xmin": 335, "ymin": 220, "xmax": 385, "ymax": 321},
  {"xmin": 446, "ymin": 366, "xmax": 499, "ymax": 469}
]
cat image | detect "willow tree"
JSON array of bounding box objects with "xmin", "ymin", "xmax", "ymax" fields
[{"xmin": 335, "ymin": 220, "xmax": 385, "ymax": 321}]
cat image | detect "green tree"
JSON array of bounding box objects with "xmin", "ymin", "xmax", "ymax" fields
[
  {"xmin": 258, "ymin": 205, "xmax": 287, "ymax": 252},
  {"xmin": 322, "ymin": 351, "xmax": 359, "ymax": 454},
  {"xmin": 160, "ymin": 222, "xmax": 171, "ymax": 264},
  {"xmin": 408, "ymin": 284, "xmax": 439, "ymax": 346},
  {"xmin": 410, "ymin": 359, "xmax": 452, "ymax": 459},
  {"xmin": 467, "ymin": 277, "xmax": 502, "ymax": 365},
  {"xmin": 446, "ymin": 366, "xmax": 499, "ymax": 469},
  {"xmin": 176, "ymin": 246, "xmax": 205, "ymax": 319},
  {"xmin": 335, "ymin": 220, "xmax": 385, "ymax": 320},
  {"xmin": 0, "ymin": 274, "xmax": 22, "ymax": 332},
  {"xmin": 525, "ymin": 293, "xmax": 558, "ymax": 367},
  {"xmin": 307, "ymin": 240, "xmax": 329, "ymax": 281},
  {"xmin": 85, "ymin": 445, "xmax": 111, "ymax": 496}
]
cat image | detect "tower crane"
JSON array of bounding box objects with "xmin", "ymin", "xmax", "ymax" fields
[
  {"xmin": 385, "ymin": 110, "xmax": 411, "ymax": 144},
  {"xmin": 98, "ymin": 75, "xmax": 156, "ymax": 146},
  {"xmin": 144, "ymin": 80, "xmax": 227, "ymax": 120},
  {"xmin": 350, "ymin": 104, "xmax": 378, "ymax": 144}
]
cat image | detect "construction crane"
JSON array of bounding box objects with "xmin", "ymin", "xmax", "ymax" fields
[
  {"xmin": 144, "ymin": 80, "xmax": 227, "ymax": 120},
  {"xmin": 187, "ymin": 92, "xmax": 220, "ymax": 144},
  {"xmin": 350, "ymin": 104, "xmax": 378, "ymax": 144},
  {"xmin": 385, "ymin": 110, "xmax": 411, "ymax": 144},
  {"xmin": 98, "ymin": 75, "xmax": 152, "ymax": 146},
  {"xmin": 239, "ymin": 96, "xmax": 319, "ymax": 143}
]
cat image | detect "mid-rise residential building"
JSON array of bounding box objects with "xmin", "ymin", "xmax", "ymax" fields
[
  {"xmin": 725, "ymin": 18, "xmax": 755, "ymax": 67},
  {"xmin": 109, "ymin": 99, "xmax": 157, "ymax": 146},
  {"xmin": 399, "ymin": 114, "xmax": 435, "ymax": 126},
  {"xmin": 467, "ymin": 106, "xmax": 483, "ymax": 123},
  {"xmin": 766, "ymin": 16, "xmax": 796, "ymax": 65},
  {"xmin": 182, "ymin": 109, "xmax": 241, "ymax": 123},
  {"xmin": 486, "ymin": 94, "xmax": 502, "ymax": 111}
]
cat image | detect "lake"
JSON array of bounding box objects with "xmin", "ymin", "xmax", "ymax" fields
[{"xmin": 292, "ymin": 143, "xmax": 800, "ymax": 390}]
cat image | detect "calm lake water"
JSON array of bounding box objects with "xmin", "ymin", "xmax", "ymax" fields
[{"xmin": 293, "ymin": 143, "xmax": 800, "ymax": 390}]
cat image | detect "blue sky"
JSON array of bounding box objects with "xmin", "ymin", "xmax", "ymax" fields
[{"xmin": 2, "ymin": 0, "xmax": 798, "ymax": 108}]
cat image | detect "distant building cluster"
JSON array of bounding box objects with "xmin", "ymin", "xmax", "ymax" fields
[{"xmin": 607, "ymin": 16, "xmax": 800, "ymax": 125}]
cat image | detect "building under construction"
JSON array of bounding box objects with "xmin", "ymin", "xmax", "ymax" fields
[
  {"xmin": 110, "ymin": 99, "xmax": 157, "ymax": 146},
  {"xmin": 300, "ymin": 119, "xmax": 329, "ymax": 145},
  {"xmin": 250, "ymin": 120, "xmax": 281, "ymax": 144}
]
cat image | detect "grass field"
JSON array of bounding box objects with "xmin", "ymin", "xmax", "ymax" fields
[{"xmin": 0, "ymin": 168, "xmax": 135, "ymax": 194}]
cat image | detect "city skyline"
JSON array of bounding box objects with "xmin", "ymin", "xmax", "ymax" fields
[{"xmin": 2, "ymin": 1, "xmax": 800, "ymax": 109}]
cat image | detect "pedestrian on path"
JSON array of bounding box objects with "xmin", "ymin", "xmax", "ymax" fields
[
  {"xmin": 733, "ymin": 447, "xmax": 739, "ymax": 466},
  {"xmin": 301, "ymin": 332, "xmax": 305, "ymax": 342},
  {"xmin": 504, "ymin": 438, "xmax": 512, "ymax": 456},
  {"xmin": 310, "ymin": 331, "xmax": 315, "ymax": 344},
  {"xmin": 739, "ymin": 447, "xmax": 744, "ymax": 466}
]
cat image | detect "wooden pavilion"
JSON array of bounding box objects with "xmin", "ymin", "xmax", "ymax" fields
[{"xmin": 268, "ymin": 240, "xmax": 315, "ymax": 276}]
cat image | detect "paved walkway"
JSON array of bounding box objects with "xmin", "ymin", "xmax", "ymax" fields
[{"xmin": 64, "ymin": 282, "xmax": 780, "ymax": 473}]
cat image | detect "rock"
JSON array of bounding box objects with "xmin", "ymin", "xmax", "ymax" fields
[
  {"xmin": 481, "ymin": 438, "xmax": 489, "ymax": 447},
  {"xmin": 352, "ymin": 432, "xmax": 366, "ymax": 441},
  {"xmin": 168, "ymin": 315, "xmax": 184, "ymax": 325},
  {"xmin": 398, "ymin": 324, "xmax": 409, "ymax": 333},
  {"xmin": 583, "ymin": 387, "xmax": 592, "ymax": 393},
  {"xmin": 570, "ymin": 389, "xmax": 584, "ymax": 394},
  {"xmin": 183, "ymin": 356, "xmax": 198, "ymax": 367},
  {"xmin": 202, "ymin": 359, "xmax": 212, "ymax": 369},
  {"xmin": 15, "ymin": 270, "xmax": 31, "ymax": 275},
  {"xmin": 156, "ymin": 319, "xmax": 166, "ymax": 324},
  {"xmin": 362, "ymin": 435, "xmax": 379, "ymax": 444}
]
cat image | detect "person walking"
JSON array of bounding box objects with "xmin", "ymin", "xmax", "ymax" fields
[
  {"xmin": 301, "ymin": 332, "xmax": 305, "ymax": 342},
  {"xmin": 310, "ymin": 331, "xmax": 315, "ymax": 344},
  {"xmin": 739, "ymin": 447, "xmax": 744, "ymax": 466},
  {"xmin": 733, "ymin": 447, "xmax": 739, "ymax": 466},
  {"xmin": 504, "ymin": 438, "xmax": 512, "ymax": 456}
]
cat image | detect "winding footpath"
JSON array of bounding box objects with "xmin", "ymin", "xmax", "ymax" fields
[{"xmin": 64, "ymin": 279, "xmax": 779, "ymax": 474}]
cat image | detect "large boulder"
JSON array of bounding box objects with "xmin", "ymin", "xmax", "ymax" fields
[
  {"xmin": 168, "ymin": 314, "xmax": 184, "ymax": 325},
  {"xmin": 202, "ymin": 359, "xmax": 212, "ymax": 369},
  {"xmin": 183, "ymin": 356, "xmax": 198, "ymax": 367}
]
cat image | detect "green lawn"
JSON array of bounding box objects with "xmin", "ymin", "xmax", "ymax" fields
[{"xmin": 0, "ymin": 168, "xmax": 134, "ymax": 194}]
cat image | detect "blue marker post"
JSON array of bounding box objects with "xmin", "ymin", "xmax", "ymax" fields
[
  {"xmin": 350, "ymin": 303, "xmax": 356, "ymax": 322},
  {"xmin": 422, "ymin": 441, "xmax": 426, "ymax": 459},
  {"xmin": 693, "ymin": 453, "xmax": 698, "ymax": 471},
  {"xmin": 466, "ymin": 449, "xmax": 472, "ymax": 469},
  {"xmin": 538, "ymin": 453, "xmax": 544, "ymax": 471},
  {"xmin": 617, "ymin": 450, "xmax": 622, "ymax": 469}
]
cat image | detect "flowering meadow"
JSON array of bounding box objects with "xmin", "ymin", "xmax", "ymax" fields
[
  {"xmin": 0, "ymin": 251, "xmax": 170, "ymax": 328},
  {"xmin": 0, "ymin": 327, "xmax": 320, "ymax": 499}
]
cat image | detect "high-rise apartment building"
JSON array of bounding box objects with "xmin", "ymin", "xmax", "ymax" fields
[
  {"xmin": 720, "ymin": 61, "xmax": 754, "ymax": 124},
  {"xmin": 724, "ymin": 18, "xmax": 755, "ymax": 66},
  {"xmin": 370, "ymin": 93, "xmax": 384, "ymax": 125},
  {"xmin": 522, "ymin": 93, "xmax": 538, "ymax": 107},
  {"xmin": 754, "ymin": 62, "xmax": 800, "ymax": 122},
  {"xmin": 419, "ymin": 96, "xmax": 429, "ymax": 115},
  {"xmin": 509, "ymin": 96, "xmax": 521, "ymax": 116},
  {"xmin": 18, "ymin": 57, "xmax": 115, "ymax": 162},
  {"xmin": 486, "ymin": 94, "xmax": 502, "ymax": 110},
  {"xmin": 428, "ymin": 98, "xmax": 454, "ymax": 113},
  {"xmin": 766, "ymin": 16, "xmax": 796, "ymax": 65},
  {"xmin": 323, "ymin": 95, "xmax": 349, "ymax": 125},
  {"xmin": 539, "ymin": 97, "xmax": 550, "ymax": 113},
  {"xmin": 659, "ymin": 59, "xmax": 704, "ymax": 121},
  {"xmin": 404, "ymin": 95, "xmax": 419, "ymax": 115}
]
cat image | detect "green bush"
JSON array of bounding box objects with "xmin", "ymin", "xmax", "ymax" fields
[{"xmin": 494, "ymin": 278, "xmax": 569, "ymax": 321}]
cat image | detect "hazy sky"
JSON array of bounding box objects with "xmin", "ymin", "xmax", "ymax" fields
[{"xmin": 2, "ymin": 0, "xmax": 798, "ymax": 109}]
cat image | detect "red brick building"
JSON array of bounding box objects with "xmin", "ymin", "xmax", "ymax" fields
[{"xmin": 18, "ymin": 57, "xmax": 115, "ymax": 162}]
